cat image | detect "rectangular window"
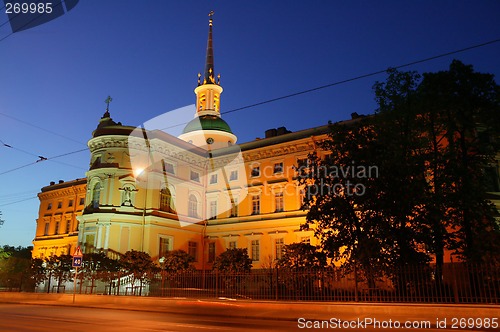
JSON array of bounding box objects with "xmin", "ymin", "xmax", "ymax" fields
[
  {"xmin": 188, "ymin": 241, "xmax": 198, "ymax": 262},
  {"xmin": 210, "ymin": 174, "xmax": 218, "ymax": 184},
  {"xmin": 79, "ymin": 197, "xmax": 85, "ymax": 205},
  {"xmin": 44, "ymin": 222, "xmax": 49, "ymax": 236},
  {"xmin": 47, "ymin": 203, "xmax": 52, "ymax": 210},
  {"xmin": 251, "ymin": 240, "xmax": 260, "ymax": 261},
  {"xmin": 209, "ymin": 201, "xmax": 217, "ymax": 220},
  {"xmin": 65, "ymin": 220, "xmax": 71, "ymax": 234},
  {"xmin": 251, "ymin": 166, "xmax": 260, "ymax": 177},
  {"xmin": 275, "ymin": 192, "xmax": 284, "ymax": 212},
  {"xmin": 159, "ymin": 237, "xmax": 171, "ymax": 258},
  {"xmin": 208, "ymin": 242, "xmax": 216, "ymax": 263},
  {"xmin": 54, "ymin": 221, "xmax": 59, "ymax": 235},
  {"xmin": 297, "ymin": 158, "xmax": 308, "ymax": 168},
  {"xmin": 57, "ymin": 202, "xmax": 62, "ymax": 209},
  {"xmin": 275, "ymin": 238, "xmax": 284, "ymax": 260},
  {"xmin": 484, "ymin": 167, "xmax": 500, "ymax": 192},
  {"xmin": 229, "ymin": 170, "xmax": 238, "ymax": 181},
  {"xmin": 251, "ymin": 195, "xmax": 260, "ymax": 215},
  {"xmin": 273, "ymin": 162, "xmax": 283, "ymax": 174},
  {"xmin": 190, "ymin": 171, "xmax": 200, "ymax": 182},
  {"xmin": 230, "ymin": 198, "xmax": 238, "ymax": 217},
  {"xmin": 228, "ymin": 241, "xmax": 237, "ymax": 249},
  {"xmin": 165, "ymin": 162, "xmax": 175, "ymax": 174},
  {"xmin": 68, "ymin": 200, "xmax": 73, "ymax": 207}
]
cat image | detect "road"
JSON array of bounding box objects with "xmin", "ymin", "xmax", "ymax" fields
[
  {"xmin": 0, "ymin": 303, "xmax": 494, "ymax": 331},
  {"xmin": 0, "ymin": 303, "xmax": 297, "ymax": 331}
]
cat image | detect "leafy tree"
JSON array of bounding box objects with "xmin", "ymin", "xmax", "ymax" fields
[
  {"xmin": 212, "ymin": 248, "xmax": 252, "ymax": 274},
  {"xmin": 373, "ymin": 69, "xmax": 431, "ymax": 277},
  {"xmin": 0, "ymin": 246, "xmax": 33, "ymax": 291},
  {"xmin": 418, "ymin": 60, "xmax": 500, "ymax": 264},
  {"xmin": 45, "ymin": 254, "xmax": 73, "ymax": 293},
  {"xmin": 120, "ymin": 250, "xmax": 158, "ymax": 295},
  {"xmin": 299, "ymin": 119, "xmax": 393, "ymax": 287},
  {"xmin": 301, "ymin": 62, "xmax": 500, "ymax": 294},
  {"xmin": 160, "ymin": 250, "xmax": 195, "ymax": 273},
  {"xmin": 30, "ymin": 258, "xmax": 47, "ymax": 290},
  {"xmin": 81, "ymin": 252, "xmax": 120, "ymax": 294},
  {"xmin": 277, "ymin": 243, "xmax": 327, "ymax": 269}
]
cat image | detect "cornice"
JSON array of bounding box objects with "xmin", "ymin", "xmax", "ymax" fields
[
  {"xmin": 38, "ymin": 184, "xmax": 87, "ymax": 200},
  {"xmin": 242, "ymin": 140, "xmax": 316, "ymax": 162},
  {"xmin": 89, "ymin": 136, "xmax": 208, "ymax": 168}
]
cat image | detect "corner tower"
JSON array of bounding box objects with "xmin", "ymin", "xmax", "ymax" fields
[{"xmin": 179, "ymin": 12, "xmax": 237, "ymax": 150}]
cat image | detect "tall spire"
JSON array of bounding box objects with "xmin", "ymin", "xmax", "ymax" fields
[
  {"xmin": 180, "ymin": 11, "xmax": 236, "ymax": 149},
  {"xmin": 202, "ymin": 11, "xmax": 217, "ymax": 85}
]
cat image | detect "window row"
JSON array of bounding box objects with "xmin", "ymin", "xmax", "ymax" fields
[
  {"xmin": 157, "ymin": 238, "xmax": 287, "ymax": 263},
  {"xmin": 47, "ymin": 197, "xmax": 85, "ymax": 210},
  {"xmin": 43, "ymin": 219, "xmax": 77, "ymax": 236}
]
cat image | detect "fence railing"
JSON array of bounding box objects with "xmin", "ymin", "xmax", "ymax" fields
[{"xmin": 37, "ymin": 263, "xmax": 499, "ymax": 304}]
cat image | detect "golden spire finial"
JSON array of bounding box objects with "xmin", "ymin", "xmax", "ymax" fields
[{"xmin": 208, "ymin": 10, "xmax": 214, "ymax": 26}]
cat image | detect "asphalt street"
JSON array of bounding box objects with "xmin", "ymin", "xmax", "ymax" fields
[{"xmin": 0, "ymin": 303, "xmax": 494, "ymax": 331}]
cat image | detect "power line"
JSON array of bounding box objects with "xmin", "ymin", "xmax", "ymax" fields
[
  {"xmin": 0, "ymin": 147, "xmax": 88, "ymax": 176},
  {"xmin": 0, "ymin": 112, "xmax": 86, "ymax": 146},
  {"xmin": 0, "ymin": 197, "xmax": 37, "ymax": 207},
  {"xmin": 0, "ymin": 0, "xmax": 63, "ymax": 43},
  {"xmin": 1, "ymin": 38, "xmax": 499, "ymax": 176},
  {"xmin": 157, "ymin": 38, "xmax": 500, "ymax": 132},
  {"xmin": 221, "ymin": 38, "xmax": 500, "ymax": 116}
]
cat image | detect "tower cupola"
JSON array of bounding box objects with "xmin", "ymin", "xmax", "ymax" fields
[{"xmin": 179, "ymin": 12, "xmax": 237, "ymax": 150}]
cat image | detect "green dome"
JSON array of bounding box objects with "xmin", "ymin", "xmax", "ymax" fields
[{"xmin": 182, "ymin": 115, "xmax": 233, "ymax": 134}]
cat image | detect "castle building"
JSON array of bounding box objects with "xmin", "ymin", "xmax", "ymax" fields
[
  {"xmin": 32, "ymin": 16, "xmax": 500, "ymax": 269},
  {"xmin": 31, "ymin": 16, "xmax": 336, "ymax": 268}
]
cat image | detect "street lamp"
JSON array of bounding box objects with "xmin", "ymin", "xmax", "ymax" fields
[
  {"xmin": 42, "ymin": 261, "xmax": 52, "ymax": 294},
  {"xmin": 134, "ymin": 167, "xmax": 149, "ymax": 252},
  {"xmin": 159, "ymin": 256, "xmax": 166, "ymax": 297}
]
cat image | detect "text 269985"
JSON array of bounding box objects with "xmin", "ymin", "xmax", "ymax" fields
[{"xmin": 5, "ymin": 2, "xmax": 53, "ymax": 14}]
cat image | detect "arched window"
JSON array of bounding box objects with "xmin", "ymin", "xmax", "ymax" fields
[
  {"xmin": 188, "ymin": 194, "xmax": 198, "ymax": 218},
  {"xmin": 92, "ymin": 182, "xmax": 101, "ymax": 208},
  {"xmin": 160, "ymin": 186, "xmax": 175, "ymax": 213}
]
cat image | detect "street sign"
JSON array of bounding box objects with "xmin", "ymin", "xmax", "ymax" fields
[
  {"xmin": 71, "ymin": 245, "xmax": 83, "ymax": 304},
  {"xmin": 73, "ymin": 246, "xmax": 83, "ymax": 257},
  {"xmin": 72, "ymin": 256, "xmax": 82, "ymax": 268}
]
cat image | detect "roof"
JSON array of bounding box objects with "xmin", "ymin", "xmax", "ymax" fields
[{"xmin": 182, "ymin": 115, "xmax": 233, "ymax": 134}]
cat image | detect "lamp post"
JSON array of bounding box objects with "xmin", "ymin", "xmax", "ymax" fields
[
  {"xmin": 42, "ymin": 261, "xmax": 52, "ymax": 294},
  {"xmin": 159, "ymin": 256, "xmax": 166, "ymax": 297},
  {"xmin": 134, "ymin": 168, "xmax": 148, "ymax": 253}
]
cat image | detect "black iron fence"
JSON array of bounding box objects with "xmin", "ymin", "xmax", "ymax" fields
[
  {"xmin": 38, "ymin": 263, "xmax": 499, "ymax": 304},
  {"xmin": 145, "ymin": 264, "xmax": 499, "ymax": 303}
]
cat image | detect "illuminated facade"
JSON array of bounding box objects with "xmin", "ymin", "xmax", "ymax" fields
[
  {"xmin": 32, "ymin": 16, "xmax": 500, "ymax": 269},
  {"xmin": 33, "ymin": 178, "xmax": 85, "ymax": 259},
  {"xmin": 31, "ymin": 16, "xmax": 333, "ymax": 268}
]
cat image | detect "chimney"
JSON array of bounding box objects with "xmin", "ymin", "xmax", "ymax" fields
[
  {"xmin": 58, "ymin": 180, "xmax": 64, "ymax": 184},
  {"xmin": 277, "ymin": 127, "xmax": 291, "ymax": 136},
  {"xmin": 265, "ymin": 128, "xmax": 277, "ymax": 138},
  {"xmin": 50, "ymin": 181, "xmax": 55, "ymax": 186}
]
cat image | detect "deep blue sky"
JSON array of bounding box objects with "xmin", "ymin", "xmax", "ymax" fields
[{"xmin": 1, "ymin": 1, "xmax": 499, "ymax": 247}]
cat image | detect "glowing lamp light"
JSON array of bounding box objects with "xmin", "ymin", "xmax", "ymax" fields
[{"xmin": 133, "ymin": 167, "xmax": 145, "ymax": 178}]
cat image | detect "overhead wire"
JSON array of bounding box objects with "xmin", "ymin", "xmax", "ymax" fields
[
  {"xmin": 0, "ymin": 147, "xmax": 88, "ymax": 175},
  {"xmin": 159, "ymin": 37, "xmax": 500, "ymax": 132},
  {"xmin": 0, "ymin": 37, "xmax": 498, "ymax": 179},
  {"xmin": 0, "ymin": 0, "xmax": 63, "ymax": 43},
  {"xmin": 0, "ymin": 197, "xmax": 37, "ymax": 207},
  {"xmin": 0, "ymin": 112, "xmax": 86, "ymax": 146}
]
